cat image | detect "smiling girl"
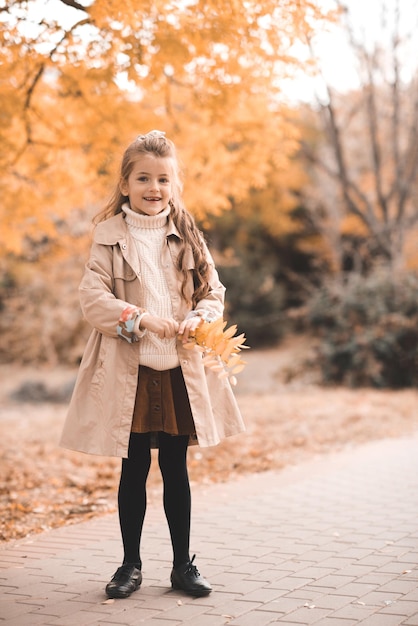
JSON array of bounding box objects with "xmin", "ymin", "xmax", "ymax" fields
[{"xmin": 60, "ymin": 130, "xmax": 245, "ymax": 601}]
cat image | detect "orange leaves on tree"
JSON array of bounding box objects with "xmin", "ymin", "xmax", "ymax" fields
[{"xmin": 183, "ymin": 318, "xmax": 249, "ymax": 385}]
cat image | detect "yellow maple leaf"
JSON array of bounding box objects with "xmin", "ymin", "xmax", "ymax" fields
[{"xmin": 183, "ymin": 318, "xmax": 249, "ymax": 384}]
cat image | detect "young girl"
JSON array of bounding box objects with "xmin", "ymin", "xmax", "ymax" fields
[{"xmin": 60, "ymin": 130, "xmax": 245, "ymax": 599}]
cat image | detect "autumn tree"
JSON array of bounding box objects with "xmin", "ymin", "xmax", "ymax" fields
[
  {"xmin": 299, "ymin": 0, "xmax": 418, "ymax": 274},
  {"xmin": 0, "ymin": 0, "xmax": 333, "ymax": 362},
  {"xmin": 0, "ymin": 0, "xmax": 332, "ymax": 255}
]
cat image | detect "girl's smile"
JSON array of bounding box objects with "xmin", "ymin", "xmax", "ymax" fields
[{"xmin": 120, "ymin": 154, "xmax": 173, "ymax": 216}]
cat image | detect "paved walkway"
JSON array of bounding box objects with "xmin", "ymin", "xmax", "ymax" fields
[{"xmin": 1, "ymin": 435, "xmax": 418, "ymax": 626}]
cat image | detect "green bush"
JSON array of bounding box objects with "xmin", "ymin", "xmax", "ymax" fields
[
  {"xmin": 203, "ymin": 207, "xmax": 319, "ymax": 348},
  {"xmin": 306, "ymin": 269, "xmax": 418, "ymax": 388}
]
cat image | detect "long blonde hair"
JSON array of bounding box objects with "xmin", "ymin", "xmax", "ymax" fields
[{"xmin": 94, "ymin": 132, "xmax": 211, "ymax": 307}]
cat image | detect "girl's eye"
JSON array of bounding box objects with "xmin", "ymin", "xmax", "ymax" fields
[
  {"xmin": 138, "ymin": 176, "xmax": 148, "ymax": 182},
  {"xmin": 160, "ymin": 178, "xmax": 170, "ymax": 184}
]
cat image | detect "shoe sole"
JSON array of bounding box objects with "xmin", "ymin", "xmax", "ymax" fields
[
  {"xmin": 106, "ymin": 580, "xmax": 141, "ymax": 599},
  {"xmin": 171, "ymin": 582, "xmax": 212, "ymax": 597}
]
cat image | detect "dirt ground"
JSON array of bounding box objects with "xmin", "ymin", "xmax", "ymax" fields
[{"xmin": 1, "ymin": 335, "xmax": 418, "ymax": 543}]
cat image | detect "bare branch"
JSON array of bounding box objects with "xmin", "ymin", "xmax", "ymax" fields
[
  {"xmin": 24, "ymin": 64, "xmax": 45, "ymax": 111},
  {"xmin": 301, "ymin": 138, "xmax": 378, "ymax": 233},
  {"xmin": 58, "ymin": 0, "xmax": 88, "ymax": 13},
  {"xmin": 395, "ymin": 78, "xmax": 418, "ymax": 218},
  {"xmin": 363, "ymin": 48, "xmax": 389, "ymax": 222},
  {"xmin": 19, "ymin": 18, "xmax": 89, "ymax": 163},
  {"xmin": 390, "ymin": 0, "xmax": 402, "ymax": 214}
]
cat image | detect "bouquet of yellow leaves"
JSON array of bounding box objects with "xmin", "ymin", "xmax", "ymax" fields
[{"xmin": 183, "ymin": 318, "xmax": 249, "ymax": 385}]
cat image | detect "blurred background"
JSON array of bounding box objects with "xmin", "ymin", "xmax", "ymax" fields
[{"xmin": 1, "ymin": 0, "xmax": 418, "ymax": 541}]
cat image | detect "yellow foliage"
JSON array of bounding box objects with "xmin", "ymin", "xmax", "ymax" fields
[
  {"xmin": 404, "ymin": 227, "xmax": 418, "ymax": 270},
  {"xmin": 182, "ymin": 318, "xmax": 248, "ymax": 385},
  {"xmin": 340, "ymin": 214, "xmax": 369, "ymax": 237},
  {"xmin": 0, "ymin": 0, "xmax": 334, "ymax": 256}
]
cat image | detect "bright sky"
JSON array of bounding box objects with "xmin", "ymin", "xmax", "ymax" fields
[{"xmin": 282, "ymin": 0, "xmax": 418, "ymax": 104}]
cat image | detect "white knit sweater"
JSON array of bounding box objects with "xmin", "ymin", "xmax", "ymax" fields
[{"xmin": 122, "ymin": 203, "xmax": 180, "ymax": 371}]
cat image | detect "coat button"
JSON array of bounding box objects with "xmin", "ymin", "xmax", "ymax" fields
[
  {"xmin": 182, "ymin": 360, "xmax": 188, "ymax": 365},
  {"xmin": 122, "ymin": 243, "xmax": 127, "ymax": 250}
]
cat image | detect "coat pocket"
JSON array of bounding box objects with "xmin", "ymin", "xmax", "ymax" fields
[
  {"xmin": 113, "ymin": 257, "xmax": 137, "ymax": 281},
  {"xmin": 112, "ymin": 253, "xmax": 140, "ymax": 302},
  {"xmin": 90, "ymin": 334, "xmax": 109, "ymax": 389}
]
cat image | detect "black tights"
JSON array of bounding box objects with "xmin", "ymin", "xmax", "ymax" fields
[{"xmin": 118, "ymin": 432, "xmax": 191, "ymax": 568}]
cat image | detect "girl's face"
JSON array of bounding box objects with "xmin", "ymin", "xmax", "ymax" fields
[{"xmin": 120, "ymin": 154, "xmax": 173, "ymax": 216}]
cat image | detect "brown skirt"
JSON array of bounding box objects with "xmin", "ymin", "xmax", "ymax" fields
[{"xmin": 131, "ymin": 366, "xmax": 196, "ymax": 441}]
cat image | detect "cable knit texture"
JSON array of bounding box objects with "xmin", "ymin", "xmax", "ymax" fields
[{"xmin": 122, "ymin": 203, "xmax": 180, "ymax": 371}]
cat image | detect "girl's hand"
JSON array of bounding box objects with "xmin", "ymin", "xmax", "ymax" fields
[
  {"xmin": 178, "ymin": 315, "xmax": 202, "ymax": 343},
  {"xmin": 140, "ymin": 314, "xmax": 179, "ymax": 339}
]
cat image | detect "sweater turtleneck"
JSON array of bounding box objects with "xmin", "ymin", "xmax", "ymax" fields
[
  {"xmin": 121, "ymin": 202, "xmax": 180, "ymax": 371},
  {"xmin": 122, "ymin": 203, "xmax": 170, "ymax": 231}
]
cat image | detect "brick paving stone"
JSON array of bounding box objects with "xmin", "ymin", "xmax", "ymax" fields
[
  {"xmin": 381, "ymin": 601, "xmax": 418, "ymax": 617},
  {"xmin": 174, "ymin": 590, "xmax": 236, "ymax": 608},
  {"xmin": 158, "ymin": 601, "xmax": 216, "ymax": 621},
  {"xmin": 290, "ymin": 566, "xmax": 338, "ymax": 581},
  {"xmin": 206, "ymin": 598, "xmax": 261, "ymax": 617},
  {"xmin": 310, "ymin": 593, "xmax": 356, "ymax": 610},
  {"xmin": 269, "ymin": 576, "xmax": 318, "ymax": 591},
  {"xmin": 238, "ymin": 587, "xmax": 288, "ymax": 603},
  {"xmin": 105, "ymin": 618, "xmax": 181, "ymax": 626},
  {"xmin": 180, "ymin": 614, "xmax": 231, "ymax": 626},
  {"xmin": 325, "ymin": 581, "xmax": 378, "ymax": 597},
  {"xmin": 211, "ymin": 572, "xmax": 265, "ymax": 594},
  {"xmin": 379, "ymin": 563, "xmax": 418, "ymax": 575},
  {"xmin": 307, "ymin": 556, "xmax": 353, "ymax": 570},
  {"xmin": 126, "ymin": 591, "xmax": 186, "ymax": 612},
  {"xmin": 282, "ymin": 589, "xmax": 324, "ymax": 603},
  {"xmin": 266, "ymin": 559, "xmax": 312, "ymax": 573},
  {"xmin": 256, "ymin": 596, "xmax": 304, "ymax": 614},
  {"xmin": 356, "ymin": 613, "xmax": 408, "ymax": 625},
  {"xmin": 356, "ymin": 572, "xmax": 401, "ymax": 586},
  {"xmin": 13, "ymin": 581, "xmax": 68, "ymax": 597},
  {"xmin": 293, "ymin": 549, "xmax": 340, "ymax": 563},
  {"xmin": 97, "ymin": 622, "xmax": 138, "ymax": 626},
  {"xmin": 379, "ymin": 579, "xmax": 418, "ymax": 594},
  {"xmin": 0, "ymin": 599, "xmax": 45, "ymax": 621},
  {"xmin": 29, "ymin": 599, "xmax": 105, "ymax": 617},
  {"xmin": 317, "ymin": 619, "xmax": 357, "ymax": 625},
  {"xmin": 399, "ymin": 553, "xmax": 418, "ymax": 564},
  {"xmin": 238, "ymin": 568, "xmax": 289, "ymax": 583},
  {"xmin": 0, "ymin": 611, "xmax": 59, "ymax": 626},
  {"xmin": 339, "ymin": 548, "xmax": 376, "ymax": 559},
  {"xmin": 44, "ymin": 609, "xmax": 109, "ymax": 626},
  {"xmin": 359, "ymin": 590, "xmax": 403, "ymax": 607},
  {"xmin": 100, "ymin": 606, "xmax": 163, "ymax": 623},
  {"xmin": 332, "ymin": 564, "xmax": 376, "ymax": 578},
  {"xmin": 329, "ymin": 602, "xmax": 378, "ymax": 620},
  {"xmin": 278, "ymin": 606, "xmax": 331, "ymax": 623},
  {"xmin": 307, "ymin": 574, "xmax": 355, "ymax": 590},
  {"xmin": 227, "ymin": 610, "xmax": 285, "ymax": 626}
]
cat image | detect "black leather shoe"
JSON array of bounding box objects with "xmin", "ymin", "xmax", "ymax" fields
[
  {"xmin": 105, "ymin": 563, "xmax": 142, "ymax": 598},
  {"xmin": 171, "ymin": 555, "xmax": 212, "ymax": 597}
]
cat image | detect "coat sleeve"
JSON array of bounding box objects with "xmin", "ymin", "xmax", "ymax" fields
[
  {"xmin": 192, "ymin": 243, "xmax": 226, "ymax": 321},
  {"xmin": 79, "ymin": 241, "xmax": 145, "ymax": 342}
]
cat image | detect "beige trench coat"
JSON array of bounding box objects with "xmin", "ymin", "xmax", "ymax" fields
[{"xmin": 60, "ymin": 213, "xmax": 245, "ymax": 457}]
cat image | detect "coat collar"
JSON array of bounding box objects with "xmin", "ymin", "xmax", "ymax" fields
[{"xmin": 93, "ymin": 212, "xmax": 182, "ymax": 246}]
